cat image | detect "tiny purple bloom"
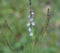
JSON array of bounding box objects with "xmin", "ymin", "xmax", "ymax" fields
[{"xmin": 30, "ymin": 18, "xmax": 33, "ymax": 22}]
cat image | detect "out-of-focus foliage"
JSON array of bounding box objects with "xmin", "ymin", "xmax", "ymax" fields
[{"xmin": 0, "ymin": 0, "xmax": 60, "ymax": 53}]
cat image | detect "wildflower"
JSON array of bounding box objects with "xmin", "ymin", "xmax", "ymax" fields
[
  {"xmin": 27, "ymin": 22, "xmax": 30, "ymax": 27},
  {"xmin": 31, "ymin": 11, "xmax": 34, "ymax": 15},
  {"xmin": 27, "ymin": 0, "xmax": 35, "ymax": 36},
  {"xmin": 30, "ymin": 32, "xmax": 33, "ymax": 36},
  {"xmin": 31, "ymin": 22, "xmax": 35, "ymax": 26},
  {"xmin": 30, "ymin": 18, "xmax": 33, "ymax": 22},
  {"xmin": 28, "ymin": 27, "xmax": 32, "ymax": 32}
]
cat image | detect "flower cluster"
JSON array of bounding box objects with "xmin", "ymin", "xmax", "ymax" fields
[{"xmin": 27, "ymin": 10, "xmax": 35, "ymax": 36}]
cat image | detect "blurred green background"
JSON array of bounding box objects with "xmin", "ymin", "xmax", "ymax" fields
[{"xmin": 0, "ymin": 0, "xmax": 60, "ymax": 53}]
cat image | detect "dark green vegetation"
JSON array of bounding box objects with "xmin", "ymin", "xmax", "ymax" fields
[{"xmin": 0, "ymin": 0, "xmax": 60, "ymax": 53}]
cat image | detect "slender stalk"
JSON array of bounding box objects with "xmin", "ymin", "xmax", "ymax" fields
[
  {"xmin": 35, "ymin": 8, "xmax": 51, "ymax": 45},
  {"xmin": 4, "ymin": 38, "xmax": 15, "ymax": 52},
  {"xmin": 29, "ymin": 0, "xmax": 33, "ymax": 21},
  {"xmin": 5, "ymin": 19, "xmax": 13, "ymax": 33}
]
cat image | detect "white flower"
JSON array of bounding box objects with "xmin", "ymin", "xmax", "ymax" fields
[
  {"xmin": 30, "ymin": 32, "xmax": 33, "ymax": 36},
  {"xmin": 31, "ymin": 12, "xmax": 34, "ymax": 15},
  {"xmin": 30, "ymin": 18, "xmax": 33, "ymax": 22},
  {"xmin": 27, "ymin": 23, "xmax": 30, "ymax": 27},
  {"xmin": 28, "ymin": 27, "xmax": 32, "ymax": 32},
  {"xmin": 31, "ymin": 22, "xmax": 35, "ymax": 26}
]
